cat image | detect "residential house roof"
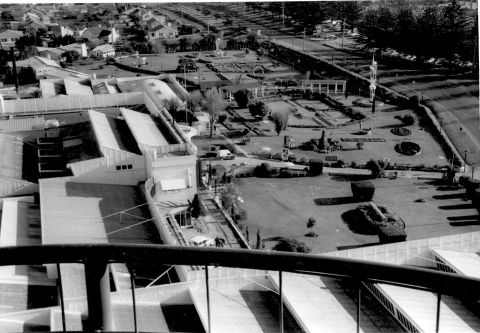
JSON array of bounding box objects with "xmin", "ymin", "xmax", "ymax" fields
[
  {"xmin": 58, "ymin": 43, "xmax": 85, "ymax": 53},
  {"xmin": 92, "ymin": 44, "xmax": 115, "ymax": 54},
  {"xmin": 9, "ymin": 56, "xmax": 61, "ymax": 70},
  {"xmin": 0, "ymin": 30, "xmax": 24, "ymax": 38},
  {"xmin": 149, "ymin": 24, "xmax": 177, "ymax": 33},
  {"xmin": 35, "ymin": 46, "xmax": 64, "ymax": 55}
]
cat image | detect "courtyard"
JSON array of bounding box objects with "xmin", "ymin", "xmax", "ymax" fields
[{"xmin": 236, "ymin": 175, "xmax": 479, "ymax": 254}]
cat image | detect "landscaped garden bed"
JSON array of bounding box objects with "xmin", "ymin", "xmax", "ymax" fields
[{"xmin": 395, "ymin": 141, "xmax": 422, "ymax": 156}]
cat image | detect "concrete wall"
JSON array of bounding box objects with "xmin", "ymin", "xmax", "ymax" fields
[
  {"xmin": 324, "ymin": 231, "xmax": 480, "ymax": 268},
  {"xmin": 70, "ymin": 155, "xmax": 146, "ymax": 185}
]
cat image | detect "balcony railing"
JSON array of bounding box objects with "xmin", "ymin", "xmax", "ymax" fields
[{"xmin": 1, "ymin": 244, "xmax": 480, "ymax": 333}]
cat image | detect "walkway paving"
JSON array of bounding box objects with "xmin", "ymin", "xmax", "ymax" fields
[{"xmin": 269, "ymin": 273, "xmax": 401, "ymax": 333}]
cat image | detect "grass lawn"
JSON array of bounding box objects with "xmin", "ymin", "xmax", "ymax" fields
[
  {"xmin": 236, "ymin": 175, "xmax": 480, "ymax": 254},
  {"xmin": 240, "ymin": 95, "xmax": 448, "ymax": 167}
]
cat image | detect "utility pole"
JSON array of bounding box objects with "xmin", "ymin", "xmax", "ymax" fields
[
  {"xmin": 341, "ymin": 19, "xmax": 345, "ymax": 48},
  {"xmin": 282, "ymin": 2, "xmax": 285, "ymax": 30}
]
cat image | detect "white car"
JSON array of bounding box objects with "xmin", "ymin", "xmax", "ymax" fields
[{"xmin": 190, "ymin": 235, "xmax": 214, "ymax": 247}]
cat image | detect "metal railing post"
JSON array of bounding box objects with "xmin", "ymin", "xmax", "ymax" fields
[
  {"xmin": 279, "ymin": 271, "xmax": 284, "ymax": 333},
  {"xmin": 357, "ymin": 281, "xmax": 362, "ymax": 333},
  {"xmin": 84, "ymin": 260, "xmax": 113, "ymax": 332},
  {"xmin": 436, "ymin": 293, "xmax": 442, "ymax": 333},
  {"xmin": 56, "ymin": 263, "xmax": 67, "ymax": 333},
  {"xmin": 129, "ymin": 266, "xmax": 138, "ymax": 333},
  {"xmin": 205, "ymin": 265, "xmax": 211, "ymax": 333}
]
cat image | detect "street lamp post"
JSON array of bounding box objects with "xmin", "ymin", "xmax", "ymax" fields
[
  {"xmin": 464, "ymin": 150, "xmax": 468, "ymax": 164},
  {"xmin": 472, "ymin": 164, "xmax": 476, "ymax": 178}
]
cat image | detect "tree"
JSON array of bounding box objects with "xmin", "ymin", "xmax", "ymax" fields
[
  {"xmin": 186, "ymin": 90, "xmax": 203, "ymax": 112},
  {"xmin": 395, "ymin": 8, "xmax": 417, "ymax": 55},
  {"xmin": 1, "ymin": 11, "xmax": 14, "ymax": 23},
  {"xmin": 248, "ymin": 99, "xmax": 270, "ymax": 120},
  {"xmin": 62, "ymin": 51, "xmax": 80, "ymax": 64},
  {"xmin": 441, "ymin": 0, "xmax": 468, "ymax": 59},
  {"xmin": 190, "ymin": 194, "xmax": 203, "ymax": 219},
  {"xmin": 164, "ymin": 98, "xmax": 182, "ymax": 120},
  {"xmin": 233, "ymin": 89, "xmax": 251, "ymax": 108},
  {"xmin": 204, "ymin": 87, "xmax": 227, "ymax": 137},
  {"xmin": 256, "ymin": 229, "xmax": 261, "ymax": 249},
  {"xmin": 343, "ymin": 2, "xmax": 363, "ymax": 30},
  {"xmin": 307, "ymin": 217, "xmax": 316, "ymax": 228},
  {"xmin": 271, "ymin": 110, "xmax": 290, "ymax": 136}
]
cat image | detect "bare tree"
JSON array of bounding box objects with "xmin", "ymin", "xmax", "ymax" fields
[{"xmin": 204, "ymin": 87, "xmax": 227, "ymax": 137}]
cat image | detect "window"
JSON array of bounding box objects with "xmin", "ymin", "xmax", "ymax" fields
[
  {"xmin": 127, "ymin": 165, "xmax": 132, "ymax": 169},
  {"xmin": 116, "ymin": 164, "xmax": 133, "ymax": 171},
  {"xmin": 121, "ymin": 165, "xmax": 127, "ymax": 170},
  {"xmin": 116, "ymin": 165, "xmax": 121, "ymax": 171}
]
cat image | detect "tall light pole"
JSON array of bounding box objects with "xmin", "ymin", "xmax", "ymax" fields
[{"xmin": 369, "ymin": 54, "xmax": 377, "ymax": 114}]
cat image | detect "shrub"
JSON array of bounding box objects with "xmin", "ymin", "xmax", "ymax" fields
[
  {"xmin": 366, "ymin": 159, "xmax": 382, "ymax": 178},
  {"xmin": 351, "ymin": 181, "xmax": 375, "ymax": 201},
  {"xmin": 233, "ymin": 89, "xmax": 251, "ymax": 108},
  {"xmin": 305, "ymin": 231, "xmax": 318, "ymax": 237},
  {"xmin": 254, "ymin": 162, "xmax": 272, "ymax": 177},
  {"xmin": 401, "ymin": 114, "xmax": 415, "ymax": 126},
  {"xmin": 465, "ymin": 179, "xmax": 480, "ymax": 199},
  {"xmin": 309, "ymin": 159, "xmax": 324, "ymax": 176},
  {"xmin": 409, "ymin": 95, "xmax": 420, "ymax": 108},
  {"xmin": 299, "ymin": 156, "xmax": 309, "ymax": 165},
  {"xmin": 271, "ymin": 110, "xmax": 290, "ymax": 135},
  {"xmin": 273, "ymin": 238, "xmax": 311, "ymax": 253},
  {"xmin": 350, "ymin": 161, "xmax": 358, "ymax": 168},
  {"xmin": 248, "ymin": 99, "xmax": 270, "ymax": 120},
  {"xmin": 377, "ymin": 225, "xmax": 407, "ymax": 244},
  {"xmin": 218, "ymin": 113, "xmax": 228, "ymax": 124},
  {"xmin": 336, "ymin": 160, "xmax": 345, "ymax": 168},
  {"xmin": 307, "ymin": 217, "xmax": 316, "ymax": 228}
]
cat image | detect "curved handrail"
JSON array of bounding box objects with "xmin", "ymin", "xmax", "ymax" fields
[{"xmin": 2, "ymin": 244, "xmax": 480, "ymax": 297}]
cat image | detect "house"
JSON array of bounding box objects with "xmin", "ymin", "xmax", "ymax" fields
[
  {"xmin": 58, "ymin": 43, "xmax": 88, "ymax": 58},
  {"xmin": 147, "ymin": 24, "xmax": 178, "ymax": 41},
  {"xmin": 146, "ymin": 16, "xmax": 166, "ymax": 30},
  {"xmin": 67, "ymin": 5, "xmax": 88, "ymax": 14},
  {"xmin": 25, "ymin": 18, "xmax": 48, "ymax": 32},
  {"xmin": 35, "ymin": 46, "xmax": 65, "ymax": 61},
  {"xmin": 82, "ymin": 26, "xmax": 120, "ymax": 45},
  {"xmin": 49, "ymin": 25, "xmax": 75, "ymax": 38},
  {"xmin": 0, "ymin": 30, "xmax": 24, "ymax": 50},
  {"xmin": 91, "ymin": 44, "xmax": 115, "ymax": 59}
]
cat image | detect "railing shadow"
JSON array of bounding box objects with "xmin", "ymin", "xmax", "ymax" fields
[{"xmin": 438, "ymin": 203, "xmax": 475, "ymax": 210}]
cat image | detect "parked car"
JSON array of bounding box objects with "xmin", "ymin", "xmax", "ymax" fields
[
  {"xmin": 217, "ymin": 149, "xmax": 235, "ymax": 160},
  {"xmin": 190, "ymin": 235, "xmax": 214, "ymax": 247}
]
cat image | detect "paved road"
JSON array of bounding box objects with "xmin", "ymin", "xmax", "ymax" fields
[{"xmin": 276, "ymin": 37, "xmax": 480, "ymax": 166}]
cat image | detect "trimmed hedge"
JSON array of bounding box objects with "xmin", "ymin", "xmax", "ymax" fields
[
  {"xmin": 465, "ymin": 179, "xmax": 480, "ymax": 199},
  {"xmin": 351, "ymin": 181, "xmax": 375, "ymax": 201},
  {"xmin": 378, "ymin": 225, "xmax": 407, "ymax": 244}
]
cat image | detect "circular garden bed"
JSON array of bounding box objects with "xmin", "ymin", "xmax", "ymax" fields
[
  {"xmin": 395, "ymin": 141, "xmax": 422, "ymax": 156},
  {"xmin": 391, "ymin": 127, "xmax": 411, "ymax": 136}
]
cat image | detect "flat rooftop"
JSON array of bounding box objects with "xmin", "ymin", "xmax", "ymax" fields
[
  {"xmin": 40, "ymin": 180, "xmax": 160, "ymax": 245},
  {"xmin": 0, "ymin": 134, "xmax": 23, "ymax": 180}
]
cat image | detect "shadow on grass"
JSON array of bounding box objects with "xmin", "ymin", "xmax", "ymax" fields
[
  {"xmin": 330, "ymin": 175, "xmax": 372, "ymax": 182},
  {"xmin": 337, "ymin": 242, "xmax": 380, "ymax": 251},
  {"xmin": 438, "ymin": 203, "xmax": 475, "ymax": 210},
  {"xmin": 341, "ymin": 209, "xmax": 378, "ymax": 235},
  {"xmin": 449, "ymin": 220, "xmax": 480, "ymax": 227},
  {"xmin": 432, "ymin": 193, "xmax": 465, "ymax": 200},
  {"xmin": 447, "ymin": 215, "xmax": 479, "ymax": 221},
  {"xmin": 376, "ymin": 123, "xmax": 404, "ymax": 129},
  {"xmin": 314, "ymin": 196, "xmax": 359, "ymax": 205}
]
